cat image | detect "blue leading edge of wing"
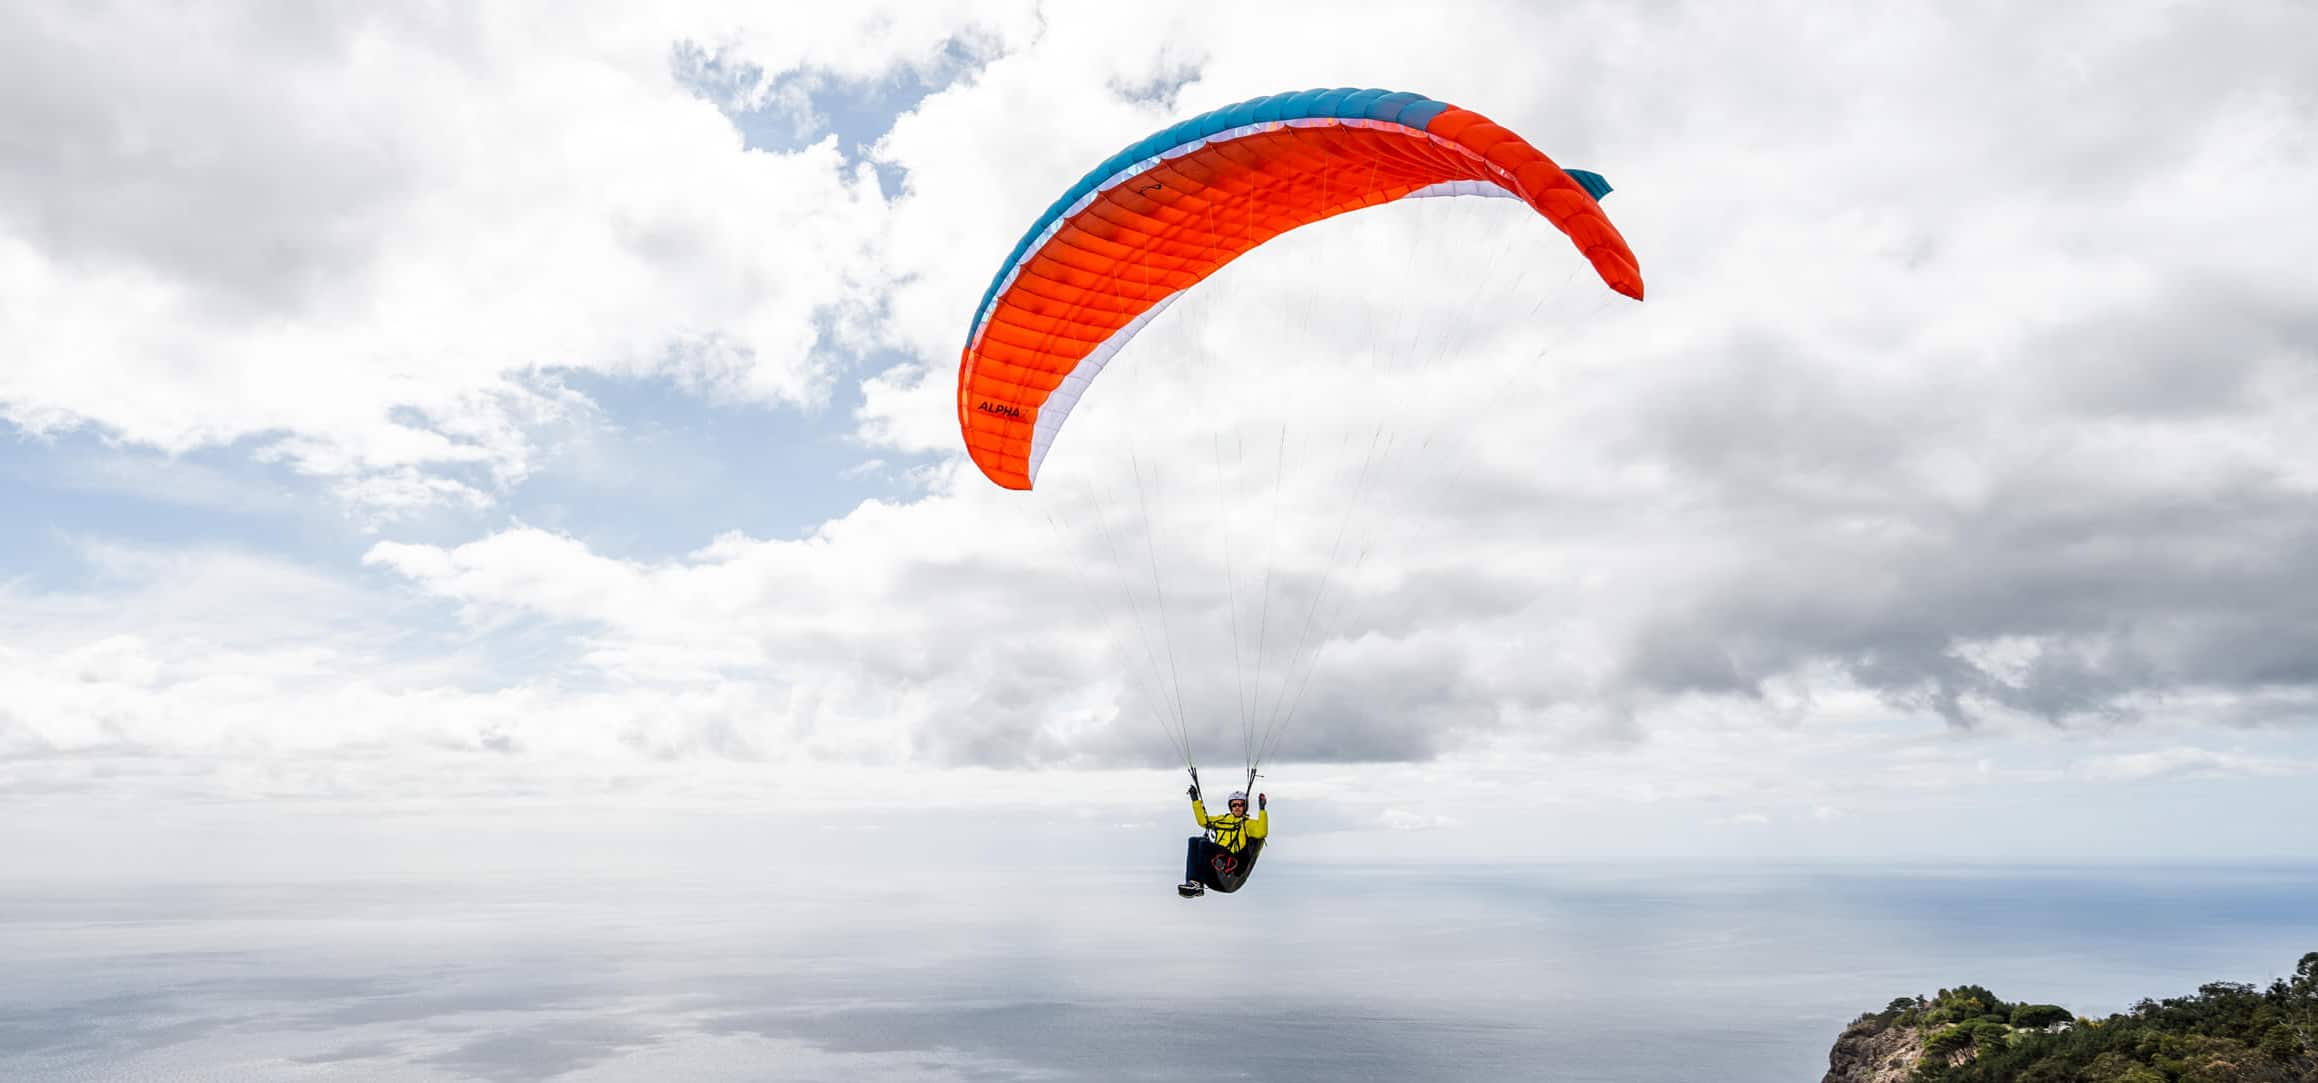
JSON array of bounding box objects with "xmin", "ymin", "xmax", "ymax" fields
[{"xmin": 967, "ymin": 87, "xmax": 1459, "ymax": 346}]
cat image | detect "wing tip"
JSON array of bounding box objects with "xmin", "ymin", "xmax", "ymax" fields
[
  {"xmin": 1565, "ymin": 168, "xmax": 1614, "ymax": 201},
  {"xmin": 1589, "ymin": 248, "xmax": 1646, "ymax": 301}
]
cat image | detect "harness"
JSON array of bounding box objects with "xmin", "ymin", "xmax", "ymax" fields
[{"xmin": 1206, "ymin": 812, "xmax": 1251, "ymax": 852}]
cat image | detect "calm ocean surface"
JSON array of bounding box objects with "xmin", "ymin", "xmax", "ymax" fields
[{"xmin": 3, "ymin": 862, "xmax": 2314, "ymax": 1081}]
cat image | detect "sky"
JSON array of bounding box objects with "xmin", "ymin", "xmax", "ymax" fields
[{"xmin": 4, "ymin": 0, "xmax": 2317, "ymax": 871}]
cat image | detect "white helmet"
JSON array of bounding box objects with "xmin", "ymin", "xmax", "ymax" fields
[{"xmin": 1226, "ymin": 791, "xmax": 1250, "ymax": 807}]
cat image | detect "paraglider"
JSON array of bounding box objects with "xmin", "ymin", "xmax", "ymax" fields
[
  {"xmin": 1180, "ymin": 774, "xmax": 1268, "ymax": 898},
  {"xmin": 955, "ymin": 88, "xmax": 1643, "ymax": 895}
]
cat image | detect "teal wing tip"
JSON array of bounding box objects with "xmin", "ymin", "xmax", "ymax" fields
[{"xmin": 1566, "ymin": 169, "xmax": 1614, "ymax": 201}]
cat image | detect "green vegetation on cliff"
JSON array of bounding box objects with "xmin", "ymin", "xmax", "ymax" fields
[{"xmin": 1838, "ymin": 952, "xmax": 2317, "ymax": 1082}]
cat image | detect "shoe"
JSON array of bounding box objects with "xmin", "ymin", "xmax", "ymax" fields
[{"xmin": 1177, "ymin": 880, "xmax": 1205, "ymax": 898}]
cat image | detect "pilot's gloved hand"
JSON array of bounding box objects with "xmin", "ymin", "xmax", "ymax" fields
[{"xmin": 1257, "ymin": 793, "xmax": 1267, "ymax": 810}]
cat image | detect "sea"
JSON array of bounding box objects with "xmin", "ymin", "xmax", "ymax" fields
[{"xmin": 3, "ymin": 861, "xmax": 2314, "ymax": 1081}]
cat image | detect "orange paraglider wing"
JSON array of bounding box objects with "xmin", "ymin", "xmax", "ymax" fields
[{"xmin": 957, "ymin": 87, "xmax": 1643, "ymax": 490}]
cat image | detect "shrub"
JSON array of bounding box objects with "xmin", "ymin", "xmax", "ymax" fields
[
  {"xmin": 2010, "ymin": 1003, "xmax": 2073, "ymax": 1029},
  {"xmin": 1924, "ymin": 1024, "xmax": 1975, "ymax": 1057}
]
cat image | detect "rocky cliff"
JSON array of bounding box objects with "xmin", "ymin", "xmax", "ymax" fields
[{"xmin": 1822, "ymin": 1014, "xmax": 1928, "ymax": 1083}]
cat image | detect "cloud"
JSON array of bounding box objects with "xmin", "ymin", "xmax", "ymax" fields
[
  {"xmin": 2076, "ymin": 746, "xmax": 2309, "ymax": 783},
  {"xmin": 283, "ymin": 1, "xmax": 2318, "ymax": 767},
  {"xmin": 852, "ymin": 0, "xmax": 2318, "ymax": 749},
  {"xmin": 0, "ymin": 2, "xmax": 1038, "ymax": 517},
  {"xmin": 6, "ymin": 0, "xmax": 2318, "ymax": 809},
  {"xmin": 1378, "ymin": 807, "xmax": 1461, "ymax": 832}
]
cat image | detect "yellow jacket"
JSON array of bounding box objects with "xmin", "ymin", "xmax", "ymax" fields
[{"xmin": 1192, "ymin": 798, "xmax": 1268, "ymax": 853}]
